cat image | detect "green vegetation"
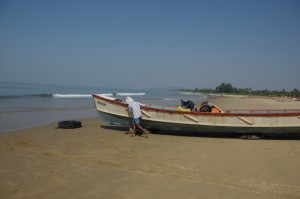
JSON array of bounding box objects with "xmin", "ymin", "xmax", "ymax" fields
[{"xmin": 181, "ymin": 82, "xmax": 300, "ymax": 98}]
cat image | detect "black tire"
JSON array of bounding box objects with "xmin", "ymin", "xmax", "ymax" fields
[{"xmin": 58, "ymin": 120, "xmax": 82, "ymax": 129}]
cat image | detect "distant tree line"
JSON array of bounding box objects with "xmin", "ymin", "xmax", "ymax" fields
[{"xmin": 182, "ymin": 82, "xmax": 300, "ymax": 98}]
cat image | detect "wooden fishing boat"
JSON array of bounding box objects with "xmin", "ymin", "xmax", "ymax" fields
[{"xmin": 92, "ymin": 94, "xmax": 300, "ymax": 135}]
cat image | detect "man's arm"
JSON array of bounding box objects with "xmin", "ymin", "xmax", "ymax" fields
[{"xmin": 126, "ymin": 105, "xmax": 133, "ymax": 117}]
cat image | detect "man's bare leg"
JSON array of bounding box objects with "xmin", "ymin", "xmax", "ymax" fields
[
  {"xmin": 136, "ymin": 124, "xmax": 148, "ymax": 138},
  {"xmin": 131, "ymin": 124, "xmax": 136, "ymax": 137}
]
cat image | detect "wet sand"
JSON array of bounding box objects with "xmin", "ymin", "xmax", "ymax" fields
[{"xmin": 0, "ymin": 96, "xmax": 300, "ymax": 198}]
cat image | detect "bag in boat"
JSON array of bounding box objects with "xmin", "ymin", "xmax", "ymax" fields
[{"xmin": 180, "ymin": 99, "xmax": 195, "ymax": 111}]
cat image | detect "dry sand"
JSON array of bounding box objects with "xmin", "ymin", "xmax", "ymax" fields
[
  {"xmin": 208, "ymin": 95, "xmax": 300, "ymax": 110},
  {"xmin": 0, "ymin": 96, "xmax": 300, "ymax": 199}
]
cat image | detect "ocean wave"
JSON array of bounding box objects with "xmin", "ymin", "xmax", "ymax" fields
[
  {"xmin": 53, "ymin": 93, "xmax": 146, "ymax": 98},
  {"xmin": 52, "ymin": 94, "xmax": 92, "ymax": 98},
  {"xmin": 116, "ymin": 92, "xmax": 146, "ymax": 96},
  {"xmin": 0, "ymin": 94, "xmax": 52, "ymax": 99},
  {"xmin": 162, "ymin": 98, "xmax": 178, "ymax": 101},
  {"xmin": 179, "ymin": 92, "xmax": 204, "ymax": 96},
  {"xmin": 0, "ymin": 92, "xmax": 146, "ymax": 99},
  {"xmin": 0, "ymin": 93, "xmax": 92, "ymax": 99}
]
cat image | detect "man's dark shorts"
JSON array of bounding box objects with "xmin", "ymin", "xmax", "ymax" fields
[{"xmin": 134, "ymin": 117, "xmax": 141, "ymax": 125}]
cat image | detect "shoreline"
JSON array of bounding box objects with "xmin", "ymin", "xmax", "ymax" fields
[{"xmin": 0, "ymin": 108, "xmax": 97, "ymax": 133}]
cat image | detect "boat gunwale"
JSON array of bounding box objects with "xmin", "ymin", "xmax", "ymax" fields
[{"xmin": 92, "ymin": 94, "xmax": 300, "ymax": 117}]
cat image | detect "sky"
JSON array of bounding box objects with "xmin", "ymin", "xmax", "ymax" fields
[{"xmin": 0, "ymin": 0, "xmax": 299, "ymax": 90}]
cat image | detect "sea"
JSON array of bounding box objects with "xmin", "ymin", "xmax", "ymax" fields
[{"xmin": 0, "ymin": 82, "xmax": 206, "ymax": 132}]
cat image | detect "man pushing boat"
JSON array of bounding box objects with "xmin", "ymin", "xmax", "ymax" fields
[{"xmin": 126, "ymin": 96, "xmax": 149, "ymax": 138}]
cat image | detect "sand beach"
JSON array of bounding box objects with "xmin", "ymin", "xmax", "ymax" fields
[{"xmin": 1, "ymin": 96, "xmax": 300, "ymax": 199}]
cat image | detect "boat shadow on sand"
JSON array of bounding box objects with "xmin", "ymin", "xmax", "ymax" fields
[{"xmin": 100, "ymin": 125, "xmax": 300, "ymax": 140}]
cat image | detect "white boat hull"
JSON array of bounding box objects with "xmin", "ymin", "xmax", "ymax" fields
[{"xmin": 93, "ymin": 94, "xmax": 300, "ymax": 134}]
